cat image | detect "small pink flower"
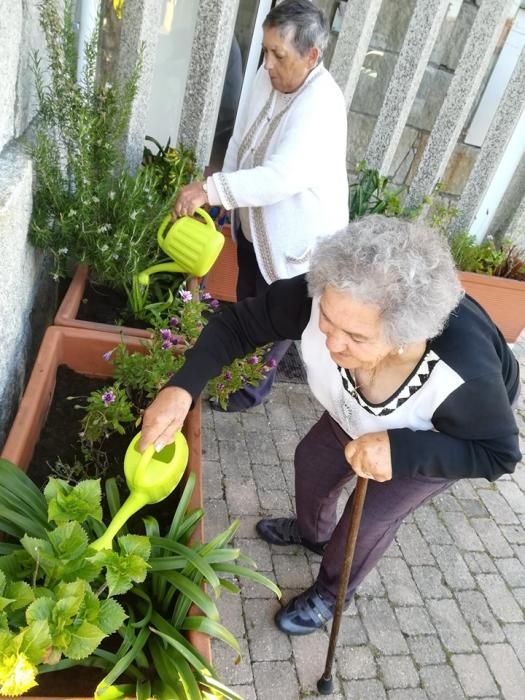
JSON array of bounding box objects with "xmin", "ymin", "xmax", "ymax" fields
[
  {"xmin": 201, "ymin": 292, "xmax": 212, "ymax": 300},
  {"xmin": 179, "ymin": 289, "xmax": 192, "ymax": 303},
  {"xmin": 162, "ymin": 340, "xmax": 173, "ymax": 350},
  {"xmin": 247, "ymin": 355, "xmax": 259, "ymax": 365},
  {"xmin": 265, "ymin": 358, "xmax": 278, "ymax": 369},
  {"xmin": 160, "ymin": 328, "xmax": 172, "ymax": 340},
  {"xmin": 217, "ymin": 382, "xmax": 225, "ymax": 391},
  {"xmin": 223, "ymin": 371, "xmax": 233, "ymax": 380},
  {"xmin": 102, "ymin": 350, "xmax": 113, "ymax": 362},
  {"xmin": 169, "ymin": 316, "xmax": 179, "ymax": 327},
  {"xmin": 209, "ymin": 299, "xmax": 220, "ymax": 309}
]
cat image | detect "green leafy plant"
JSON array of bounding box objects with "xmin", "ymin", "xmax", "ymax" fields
[
  {"xmin": 348, "ymin": 161, "xmax": 423, "ymax": 220},
  {"xmin": 448, "ymin": 231, "xmax": 525, "ymax": 281},
  {"xmin": 143, "ymin": 137, "xmax": 201, "ymax": 199},
  {"xmin": 207, "ymin": 347, "xmax": 274, "ymax": 411},
  {"xmin": 0, "ymin": 460, "xmax": 279, "ymax": 698}
]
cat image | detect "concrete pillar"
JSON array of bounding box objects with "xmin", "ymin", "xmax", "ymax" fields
[
  {"xmin": 115, "ymin": 0, "xmax": 163, "ymax": 171},
  {"xmin": 405, "ymin": 0, "xmax": 520, "ymax": 209},
  {"xmin": 329, "ymin": 0, "xmax": 383, "ymax": 109},
  {"xmin": 506, "ymin": 190, "xmax": 525, "ymax": 247},
  {"xmin": 365, "ymin": 0, "xmax": 450, "ymax": 174},
  {"xmin": 452, "ymin": 46, "xmax": 525, "ymax": 233},
  {"xmin": 178, "ymin": 0, "xmax": 240, "ymax": 169}
]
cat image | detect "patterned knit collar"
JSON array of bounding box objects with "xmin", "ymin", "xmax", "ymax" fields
[{"xmin": 338, "ymin": 347, "xmax": 441, "ymax": 417}]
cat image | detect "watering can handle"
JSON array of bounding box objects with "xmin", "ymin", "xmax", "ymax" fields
[
  {"xmin": 134, "ymin": 443, "xmax": 156, "ymax": 483},
  {"xmin": 157, "ymin": 207, "xmax": 216, "ymax": 247}
]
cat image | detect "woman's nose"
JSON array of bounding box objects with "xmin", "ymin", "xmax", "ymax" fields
[{"xmin": 325, "ymin": 331, "xmax": 347, "ymax": 354}]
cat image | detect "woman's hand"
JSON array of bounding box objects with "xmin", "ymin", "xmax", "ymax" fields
[
  {"xmin": 139, "ymin": 386, "xmax": 193, "ymax": 453},
  {"xmin": 172, "ymin": 182, "xmax": 208, "ymax": 218},
  {"xmin": 344, "ymin": 431, "xmax": 392, "ymax": 482}
]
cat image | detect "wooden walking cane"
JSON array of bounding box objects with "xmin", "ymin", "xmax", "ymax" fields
[{"xmin": 317, "ymin": 475, "xmax": 369, "ymax": 694}]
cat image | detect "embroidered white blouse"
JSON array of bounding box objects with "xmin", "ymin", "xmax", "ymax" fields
[{"xmin": 207, "ymin": 63, "xmax": 349, "ymax": 283}]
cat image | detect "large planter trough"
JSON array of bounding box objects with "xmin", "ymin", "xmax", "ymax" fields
[{"xmin": 1, "ymin": 325, "xmax": 208, "ymax": 699}]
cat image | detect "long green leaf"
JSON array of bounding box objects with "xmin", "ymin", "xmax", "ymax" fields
[
  {"xmin": 170, "ymin": 650, "xmax": 203, "ymax": 699},
  {"xmin": 160, "ymin": 571, "xmax": 219, "ymax": 621},
  {"xmin": 181, "ymin": 616, "xmax": 240, "ymax": 659},
  {"xmin": 168, "ymin": 473, "xmax": 196, "ymax": 540},
  {"xmin": 150, "ymin": 610, "xmax": 213, "ymax": 675},
  {"xmin": 95, "ymin": 626, "xmax": 150, "ymax": 695},
  {"xmin": 199, "ymin": 675, "xmax": 245, "ymax": 700},
  {"xmin": 0, "ymin": 506, "xmax": 48, "ymax": 539},
  {"xmin": 150, "ymin": 626, "xmax": 212, "ymax": 676},
  {"xmin": 150, "ymin": 538, "xmax": 220, "ymax": 593},
  {"xmin": 0, "ymin": 459, "xmax": 48, "ymax": 525},
  {"xmin": 176, "ymin": 509, "xmax": 204, "ymax": 543},
  {"xmin": 213, "ymin": 563, "xmax": 281, "ymax": 599},
  {"xmin": 105, "ymin": 478, "xmax": 123, "ymax": 521}
]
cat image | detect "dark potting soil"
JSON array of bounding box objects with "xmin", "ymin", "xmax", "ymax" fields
[
  {"xmin": 76, "ymin": 279, "xmax": 149, "ymax": 330},
  {"xmin": 28, "ymin": 366, "xmax": 184, "ymax": 530}
]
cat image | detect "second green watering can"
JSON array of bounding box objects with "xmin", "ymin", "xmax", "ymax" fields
[
  {"xmin": 137, "ymin": 207, "xmax": 225, "ymax": 284},
  {"xmin": 91, "ymin": 431, "xmax": 189, "ymax": 551}
]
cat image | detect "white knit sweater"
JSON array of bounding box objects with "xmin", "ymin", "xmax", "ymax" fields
[{"xmin": 208, "ymin": 64, "xmax": 349, "ymax": 283}]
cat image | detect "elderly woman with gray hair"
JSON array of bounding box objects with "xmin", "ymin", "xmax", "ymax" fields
[
  {"xmin": 140, "ymin": 215, "xmax": 521, "ymax": 635},
  {"xmin": 173, "ymin": 0, "xmax": 349, "ymax": 410}
]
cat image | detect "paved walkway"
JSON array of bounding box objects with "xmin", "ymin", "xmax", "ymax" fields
[{"xmin": 202, "ymin": 335, "xmax": 525, "ymax": 700}]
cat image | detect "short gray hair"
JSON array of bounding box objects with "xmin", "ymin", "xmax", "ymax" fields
[
  {"xmin": 307, "ymin": 215, "xmax": 464, "ymax": 346},
  {"xmin": 263, "ymin": 0, "xmax": 329, "ymax": 58}
]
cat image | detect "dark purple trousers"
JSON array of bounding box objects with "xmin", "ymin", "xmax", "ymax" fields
[
  {"xmin": 224, "ymin": 227, "xmax": 291, "ymax": 411},
  {"xmin": 295, "ymin": 412, "xmax": 455, "ymax": 602}
]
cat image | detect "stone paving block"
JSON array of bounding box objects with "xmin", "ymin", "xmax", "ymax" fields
[
  {"xmin": 419, "ymin": 664, "xmax": 466, "ymax": 699},
  {"xmin": 265, "ymin": 401, "xmax": 296, "ymax": 431},
  {"xmin": 357, "ymin": 567, "xmax": 386, "ymax": 598},
  {"xmin": 271, "ymin": 429, "xmax": 299, "ymax": 462},
  {"xmin": 245, "ymin": 431, "xmax": 280, "ymax": 465},
  {"xmin": 427, "ymin": 599, "xmax": 477, "ymax": 653},
  {"xmin": 342, "ymin": 679, "xmax": 387, "ymax": 700},
  {"xmin": 213, "ymin": 411, "xmax": 243, "ymax": 436},
  {"xmin": 229, "ymin": 685, "xmax": 256, "ymax": 700},
  {"xmin": 336, "ymin": 644, "xmax": 376, "ymax": 680},
  {"xmin": 216, "ymin": 590, "xmax": 246, "ymax": 638},
  {"xmin": 237, "ymin": 538, "xmax": 273, "ymax": 572},
  {"xmin": 500, "ymin": 524, "xmax": 525, "ymax": 545},
  {"xmin": 429, "ymin": 545, "xmax": 475, "ymax": 590},
  {"xmin": 273, "ymin": 553, "xmax": 314, "ymax": 589},
  {"xmin": 456, "ymin": 590, "xmax": 504, "ymax": 643},
  {"xmin": 244, "ymin": 598, "xmax": 291, "ymax": 662},
  {"xmin": 395, "ymin": 606, "xmax": 435, "ymax": 636},
  {"xmin": 384, "ymin": 540, "xmax": 402, "ymax": 558},
  {"xmin": 462, "ymin": 551, "xmax": 497, "ymax": 575},
  {"xmin": 251, "ymin": 463, "xmax": 287, "ymax": 492},
  {"xmin": 414, "ymin": 506, "xmax": 453, "ymax": 544},
  {"xmin": 285, "ymin": 388, "xmax": 318, "ymax": 419},
  {"xmin": 387, "ymin": 690, "xmax": 429, "ymax": 700},
  {"xmin": 294, "ymin": 418, "xmax": 316, "ymax": 441},
  {"xmin": 471, "ymin": 518, "xmax": 514, "ymax": 557},
  {"xmin": 202, "ymin": 429, "xmax": 220, "ymax": 460},
  {"xmin": 412, "ymin": 565, "xmax": 453, "ymax": 599},
  {"xmin": 293, "ymin": 632, "xmax": 342, "ymax": 693},
  {"xmin": 224, "ymin": 477, "xmax": 260, "ymax": 516},
  {"xmin": 481, "ymin": 643, "xmax": 525, "ymax": 700},
  {"xmin": 460, "ymin": 499, "xmax": 490, "ymax": 518},
  {"xmin": 497, "ymin": 481, "xmax": 525, "ymax": 514},
  {"xmin": 377, "ymin": 557, "xmax": 423, "ymax": 605},
  {"xmin": 512, "ymin": 587, "xmax": 525, "ymax": 610},
  {"xmin": 203, "ymin": 498, "xmax": 230, "ymax": 539},
  {"xmin": 235, "ymin": 515, "xmax": 262, "ymax": 539},
  {"xmin": 280, "ymin": 459, "xmax": 295, "ymax": 493},
  {"xmin": 252, "ymin": 660, "xmax": 299, "ymax": 700},
  {"xmin": 240, "ymin": 412, "xmax": 270, "ymax": 433},
  {"xmin": 494, "ymin": 556, "xmax": 525, "ymax": 588},
  {"xmin": 515, "ymin": 543, "xmax": 525, "ymax": 566},
  {"xmin": 212, "ymin": 636, "xmax": 254, "ymax": 686},
  {"xmin": 477, "ymin": 488, "xmax": 520, "ymax": 525},
  {"xmin": 330, "ymin": 607, "xmax": 368, "ymax": 646},
  {"xmin": 219, "ymin": 439, "xmax": 252, "ymax": 478},
  {"xmin": 451, "ymin": 653, "xmax": 499, "ymax": 697},
  {"xmin": 378, "ymin": 655, "xmax": 419, "ymax": 689},
  {"xmin": 408, "ymin": 635, "xmax": 446, "ymax": 665},
  {"xmin": 357, "ymin": 598, "xmax": 409, "ymax": 654},
  {"xmin": 258, "ymin": 488, "xmax": 292, "ymax": 514},
  {"xmin": 452, "ymin": 480, "xmax": 477, "ymax": 499},
  {"xmin": 396, "ymin": 523, "xmax": 435, "ymax": 565},
  {"xmin": 476, "ymin": 573, "xmax": 524, "ymax": 623},
  {"xmin": 439, "ymin": 511, "xmax": 485, "ymax": 552},
  {"xmin": 202, "ymin": 458, "xmax": 223, "ymax": 499},
  {"xmin": 503, "ymin": 622, "xmax": 525, "ymax": 663},
  {"xmin": 432, "ymin": 493, "xmax": 463, "ymax": 512},
  {"xmin": 240, "ymin": 574, "xmax": 279, "ymax": 600}
]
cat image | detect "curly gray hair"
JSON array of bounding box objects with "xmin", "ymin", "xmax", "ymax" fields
[
  {"xmin": 307, "ymin": 215, "xmax": 464, "ymax": 346},
  {"xmin": 263, "ymin": 0, "xmax": 329, "ymax": 58}
]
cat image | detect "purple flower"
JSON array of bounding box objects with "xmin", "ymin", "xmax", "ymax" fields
[
  {"xmin": 223, "ymin": 371, "xmax": 232, "ymax": 381},
  {"xmin": 102, "ymin": 350, "xmax": 113, "ymax": 362},
  {"xmin": 247, "ymin": 355, "xmax": 259, "ymax": 365},
  {"xmin": 169, "ymin": 316, "xmax": 179, "ymax": 327},
  {"xmin": 160, "ymin": 328, "xmax": 172, "ymax": 340},
  {"xmin": 201, "ymin": 291, "xmax": 212, "ymax": 300},
  {"xmin": 101, "ymin": 390, "xmax": 116, "ymax": 406},
  {"xmin": 209, "ymin": 298, "xmax": 220, "ymax": 309},
  {"xmin": 162, "ymin": 340, "xmax": 173, "ymax": 350},
  {"xmin": 179, "ymin": 289, "xmax": 192, "ymax": 303},
  {"xmin": 217, "ymin": 383, "xmax": 225, "ymax": 391},
  {"xmin": 265, "ymin": 358, "xmax": 278, "ymax": 369}
]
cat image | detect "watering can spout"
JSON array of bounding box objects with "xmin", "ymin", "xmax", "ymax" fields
[{"xmin": 91, "ymin": 431, "xmax": 189, "ymax": 551}]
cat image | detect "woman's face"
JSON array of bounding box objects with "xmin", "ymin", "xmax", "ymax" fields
[
  {"xmin": 318, "ymin": 287, "xmax": 395, "ymax": 371},
  {"xmin": 262, "ymin": 26, "xmax": 319, "ymax": 93}
]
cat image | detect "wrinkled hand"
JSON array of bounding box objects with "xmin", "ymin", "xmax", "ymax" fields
[
  {"xmin": 172, "ymin": 182, "xmax": 208, "ymax": 218},
  {"xmin": 344, "ymin": 431, "xmax": 392, "ymax": 482},
  {"xmin": 139, "ymin": 386, "xmax": 193, "ymax": 453}
]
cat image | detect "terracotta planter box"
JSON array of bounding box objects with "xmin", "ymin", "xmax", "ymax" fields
[
  {"xmin": 458, "ymin": 271, "xmax": 525, "ymax": 342},
  {"xmin": 203, "ymin": 224, "xmax": 238, "ymax": 302},
  {"xmin": 1, "ymin": 325, "xmax": 208, "ymax": 699}
]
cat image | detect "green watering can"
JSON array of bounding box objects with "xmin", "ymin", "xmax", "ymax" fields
[
  {"xmin": 137, "ymin": 207, "xmax": 225, "ymax": 284},
  {"xmin": 91, "ymin": 431, "xmax": 189, "ymax": 551}
]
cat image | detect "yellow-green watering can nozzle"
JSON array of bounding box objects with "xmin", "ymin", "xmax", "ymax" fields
[{"xmin": 91, "ymin": 431, "xmax": 189, "ymax": 551}]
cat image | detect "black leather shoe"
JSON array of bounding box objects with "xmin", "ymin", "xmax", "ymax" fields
[
  {"xmin": 256, "ymin": 517, "xmax": 327, "ymax": 555},
  {"xmin": 275, "ymin": 584, "xmax": 336, "ymax": 635}
]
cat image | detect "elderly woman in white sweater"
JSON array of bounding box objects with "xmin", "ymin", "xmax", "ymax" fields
[{"xmin": 174, "ymin": 0, "xmax": 349, "ymax": 410}]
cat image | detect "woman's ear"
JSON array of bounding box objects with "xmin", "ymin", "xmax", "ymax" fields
[{"xmin": 308, "ymin": 46, "xmax": 320, "ymax": 67}]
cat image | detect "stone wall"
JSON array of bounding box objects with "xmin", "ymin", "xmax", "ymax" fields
[{"xmin": 0, "ymin": 1, "xmax": 54, "ymax": 447}]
